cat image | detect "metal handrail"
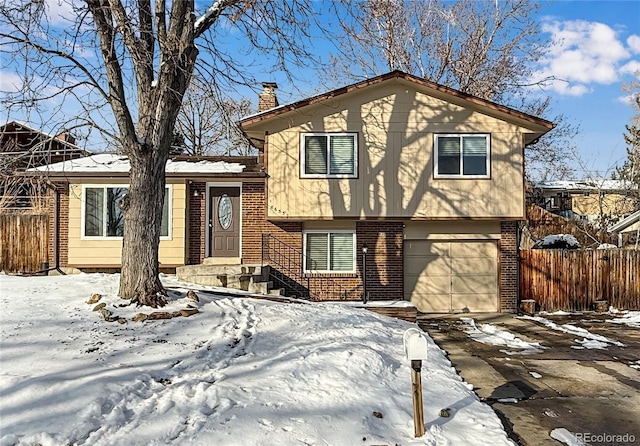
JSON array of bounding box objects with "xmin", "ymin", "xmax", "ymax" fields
[{"xmin": 261, "ymin": 233, "xmax": 356, "ymax": 300}]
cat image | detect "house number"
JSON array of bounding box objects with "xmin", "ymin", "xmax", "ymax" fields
[{"xmin": 218, "ymin": 194, "xmax": 233, "ymax": 229}]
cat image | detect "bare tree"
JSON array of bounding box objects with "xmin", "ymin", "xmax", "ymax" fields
[
  {"xmin": 332, "ymin": 0, "xmax": 578, "ymax": 181},
  {"xmin": 614, "ymin": 77, "xmax": 640, "ymax": 207},
  {"xmin": 176, "ymin": 78, "xmax": 254, "ymax": 156},
  {"xmin": 1, "ymin": 0, "xmax": 319, "ymax": 307}
]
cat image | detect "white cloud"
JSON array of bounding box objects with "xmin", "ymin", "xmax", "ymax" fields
[
  {"xmin": 45, "ymin": 0, "xmax": 76, "ymax": 27},
  {"xmin": 628, "ymin": 35, "xmax": 640, "ymax": 54},
  {"xmin": 533, "ymin": 20, "xmax": 633, "ymax": 96},
  {"xmin": 0, "ymin": 71, "xmax": 24, "ymax": 93},
  {"xmin": 620, "ymin": 60, "xmax": 640, "ymax": 75},
  {"xmin": 616, "ymin": 93, "xmax": 638, "ymax": 106}
]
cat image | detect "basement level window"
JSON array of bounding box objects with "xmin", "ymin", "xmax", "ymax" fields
[{"xmin": 303, "ymin": 230, "xmax": 355, "ymax": 273}]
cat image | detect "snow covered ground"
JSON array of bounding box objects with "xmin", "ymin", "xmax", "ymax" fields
[
  {"xmin": 519, "ymin": 315, "xmax": 625, "ymax": 349},
  {"xmin": 0, "ymin": 273, "xmax": 515, "ymax": 446},
  {"xmin": 608, "ymin": 310, "xmax": 640, "ymax": 328},
  {"xmin": 459, "ymin": 318, "xmax": 545, "ymax": 355}
]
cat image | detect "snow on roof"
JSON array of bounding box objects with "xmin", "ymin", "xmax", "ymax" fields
[
  {"xmin": 535, "ymin": 179, "xmax": 632, "ymax": 191},
  {"xmin": 533, "ymin": 234, "xmax": 581, "ymax": 249},
  {"xmin": 30, "ymin": 153, "xmax": 246, "ymax": 174}
]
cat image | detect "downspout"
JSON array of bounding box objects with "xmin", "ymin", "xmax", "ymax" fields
[
  {"xmin": 52, "ymin": 186, "xmax": 65, "ymax": 274},
  {"xmin": 516, "ymin": 222, "xmax": 522, "ymax": 311}
]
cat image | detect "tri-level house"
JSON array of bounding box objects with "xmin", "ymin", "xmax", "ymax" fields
[
  {"xmin": 33, "ymin": 71, "xmax": 553, "ymax": 313},
  {"xmin": 238, "ymin": 71, "xmax": 553, "ymax": 312}
]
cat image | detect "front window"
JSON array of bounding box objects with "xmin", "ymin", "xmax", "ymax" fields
[
  {"xmin": 83, "ymin": 186, "xmax": 170, "ymax": 238},
  {"xmin": 301, "ymin": 133, "xmax": 357, "ymax": 178},
  {"xmin": 435, "ymin": 134, "xmax": 490, "ymax": 178},
  {"xmin": 304, "ymin": 231, "xmax": 355, "ymax": 273}
]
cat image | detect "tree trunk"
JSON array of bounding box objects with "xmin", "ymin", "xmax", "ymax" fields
[{"xmin": 118, "ymin": 148, "xmax": 168, "ymax": 307}]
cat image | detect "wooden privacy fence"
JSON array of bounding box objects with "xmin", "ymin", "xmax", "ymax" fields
[
  {"xmin": 520, "ymin": 249, "xmax": 640, "ymax": 311},
  {"xmin": 0, "ymin": 214, "xmax": 49, "ymax": 273}
]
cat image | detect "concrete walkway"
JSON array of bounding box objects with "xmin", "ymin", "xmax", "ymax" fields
[{"xmin": 419, "ymin": 313, "xmax": 640, "ymax": 445}]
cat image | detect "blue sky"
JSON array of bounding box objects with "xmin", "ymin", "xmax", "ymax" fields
[
  {"xmin": 1, "ymin": 0, "xmax": 639, "ymax": 179},
  {"xmin": 531, "ymin": 0, "xmax": 640, "ymax": 178}
]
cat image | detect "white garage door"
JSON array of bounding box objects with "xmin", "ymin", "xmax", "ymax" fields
[{"xmin": 404, "ymin": 240, "xmax": 498, "ymax": 312}]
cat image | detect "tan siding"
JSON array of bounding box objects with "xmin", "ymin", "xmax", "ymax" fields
[
  {"xmin": 67, "ymin": 181, "xmax": 186, "ymax": 266},
  {"xmin": 571, "ymin": 192, "xmax": 635, "ymax": 218},
  {"xmin": 259, "ymin": 81, "xmax": 527, "ymax": 219},
  {"xmin": 621, "ymin": 220, "xmax": 640, "ymax": 234}
]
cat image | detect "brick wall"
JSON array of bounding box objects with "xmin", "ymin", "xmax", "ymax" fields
[
  {"xmin": 186, "ymin": 181, "xmax": 405, "ymax": 301},
  {"xmin": 48, "ymin": 182, "xmax": 69, "ymax": 267},
  {"xmin": 356, "ymin": 221, "xmax": 404, "ymax": 301},
  {"xmin": 241, "ymin": 181, "xmax": 302, "ymax": 263},
  {"xmin": 500, "ymin": 221, "xmax": 519, "ymax": 312},
  {"xmin": 187, "ymin": 181, "xmax": 207, "ymax": 264}
]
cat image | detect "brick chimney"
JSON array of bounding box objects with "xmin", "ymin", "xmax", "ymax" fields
[
  {"xmin": 55, "ymin": 131, "xmax": 76, "ymax": 145},
  {"xmin": 258, "ymin": 82, "xmax": 279, "ymax": 112}
]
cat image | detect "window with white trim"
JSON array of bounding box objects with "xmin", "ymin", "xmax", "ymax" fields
[
  {"xmin": 301, "ymin": 133, "xmax": 357, "ymax": 178},
  {"xmin": 304, "ymin": 231, "xmax": 355, "ymax": 273},
  {"xmin": 83, "ymin": 186, "xmax": 171, "ymax": 238},
  {"xmin": 435, "ymin": 134, "xmax": 490, "ymax": 178}
]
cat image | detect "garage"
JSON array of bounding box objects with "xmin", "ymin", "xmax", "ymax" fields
[{"xmin": 404, "ymin": 240, "xmax": 498, "ymax": 312}]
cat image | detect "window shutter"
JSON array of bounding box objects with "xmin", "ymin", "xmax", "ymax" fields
[
  {"xmin": 306, "ymin": 233, "xmax": 328, "ymax": 270},
  {"xmin": 462, "ymin": 136, "xmax": 487, "ymax": 175},
  {"xmin": 437, "ymin": 136, "xmax": 461, "ymax": 175},
  {"xmin": 330, "ymin": 233, "xmax": 354, "ymax": 271},
  {"xmin": 305, "ymin": 136, "xmax": 328, "ymax": 175},
  {"xmin": 85, "ymin": 188, "xmax": 104, "ymax": 236},
  {"xmin": 329, "ymin": 135, "xmax": 355, "ymax": 175}
]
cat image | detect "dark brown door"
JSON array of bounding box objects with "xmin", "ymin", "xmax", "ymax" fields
[{"xmin": 209, "ymin": 186, "xmax": 240, "ymax": 257}]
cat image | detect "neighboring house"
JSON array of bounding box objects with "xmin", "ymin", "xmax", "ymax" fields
[
  {"xmin": 33, "ymin": 70, "xmax": 553, "ymax": 313},
  {"xmin": 608, "ymin": 210, "xmax": 640, "ymax": 248},
  {"xmin": 532, "ymin": 180, "xmax": 636, "ymax": 224},
  {"xmin": 0, "ymin": 121, "xmax": 89, "ymax": 211}
]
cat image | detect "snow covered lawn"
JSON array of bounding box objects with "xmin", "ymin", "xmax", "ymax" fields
[{"xmin": 0, "ymin": 273, "xmax": 515, "ymax": 446}]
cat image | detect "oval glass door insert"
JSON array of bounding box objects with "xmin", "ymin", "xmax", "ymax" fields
[{"xmin": 218, "ymin": 194, "xmax": 233, "ymax": 229}]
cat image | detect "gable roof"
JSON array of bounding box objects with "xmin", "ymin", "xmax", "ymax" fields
[
  {"xmin": 536, "ymin": 179, "xmax": 635, "ymax": 193},
  {"xmin": 608, "ymin": 209, "xmax": 640, "ymax": 233},
  {"xmin": 1, "ymin": 121, "xmax": 87, "ymax": 152},
  {"xmin": 239, "ymin": 70, "xmax": 555, "ymax": 133},
  {"xmin": 28, "ymin": 153, "xmax": 264, "ymax": 178},
  {"xmin": 1, "ymin": 121, "xmax": 90, "ymax": 170}
]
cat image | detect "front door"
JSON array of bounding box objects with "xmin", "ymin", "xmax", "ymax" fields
[{"xmin": 209, "ymin": 186, "xmax": 240, "ymax": 258}]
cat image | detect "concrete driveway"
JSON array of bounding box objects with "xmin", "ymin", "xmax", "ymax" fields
[{"xmin": 418, "ymin": 313, "xmax": 640, "ymax": 445}]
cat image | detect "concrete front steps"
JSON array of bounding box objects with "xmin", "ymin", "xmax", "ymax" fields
[{"xmin": 176, "ymin": 264, "xmax": 282, "ymax": 295}]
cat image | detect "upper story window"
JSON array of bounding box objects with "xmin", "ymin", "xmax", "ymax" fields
[
  {"xmin": 434, "ymin": 134, "xmax": 490, "ymax": 178},
  {"xmin": 83, "ymin": 185, "xmax": 171, "ymax": 239},
  {"xmin": 301, "ymin": 133, "xmax": 357, "ymax": 178}
]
